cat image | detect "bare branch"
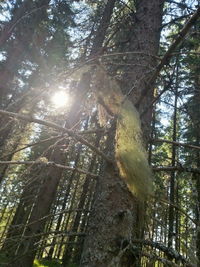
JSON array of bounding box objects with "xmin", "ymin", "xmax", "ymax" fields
[
  {"xmin": 0, "ymin": 109, "xmax": 113, "ymax": 163},
  {"xmin": 0, "ymin": 134, "xmax": 64, "ymax": 160},
  {"xmin": 156, "ymin": 198, "xmax": 196, "ymax": 225},
  {"xmin": 153, "ymin": 166, "xmax": 200, "ymax": 174},
  {"xmin": 152, "ymin": 138, "xmax": 200, "ymax": 151},
  {"xmin": 132, "ymin": 239, "xmax": 194, "ymax": 266},
  {"xmin": 0, "ymin": 160, "xmax": 99, "ymax": 178},
  {"xmin": 141, "ymin": 251, "xmax": 183, "ymax": 267}
]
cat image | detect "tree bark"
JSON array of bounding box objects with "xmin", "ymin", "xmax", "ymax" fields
[
  {"xmin": 81, "ymin": 170, "xmax": 137, "ymax": 267},
  {"xmin": 81, "ymin": 1, "xmax": 164, "ymax": 266},
  {"xmin": 123, "ymin": 0, "xmax": 165, "ymax": 138}
]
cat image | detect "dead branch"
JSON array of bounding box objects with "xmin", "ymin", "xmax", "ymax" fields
[
  {"xmin": 152, "ymin": 138, "xmax": 200, "ymax": 151},
  {"xmin": 132, "ymin": 239, "xmax": 194, "ymax": 266},
  {"xmin": 0, "ymin": 109, "xmax": 113, "ymax": 163},
  {"xmin": 0, "ymin": 160, "xmax": 99, "ymax": 178},
  {"xmin": 153, "ymin": 166, "xmax": 200, "ymax": 174}
]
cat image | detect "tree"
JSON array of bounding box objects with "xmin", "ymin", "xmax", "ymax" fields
[
  {"xmin": 0, "ymin": 1, "xmax": 200, "ymax": 267},
  {"xmin": 80, "ymin": 1, "xmax": 164, "ymax": 266}
]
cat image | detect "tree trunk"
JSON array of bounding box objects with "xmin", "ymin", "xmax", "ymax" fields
[
  {"xmin": 81, "ymin": 1, "xmax": 164, "ymax": 266},
  {"xmin": 194, "ymin": 77, "xmax": 200, "ymax": 266},
  {"xmin": 8, "ymin": 143, "xmax": 66, "ymax": 267},
  {"xmin": 62, "ymin": 132, "xmax": 101, "ymax": 266},
  {"xmin": 168, "ymin": 66, "xmax": 178, "ymax": 249},
  {"xmin": 123, "ymin": 0, "xmax": 165, "ymax": 139},
  {"xmin": 81, "ymin": 131, "xmax": 138, "ymax": 267}
]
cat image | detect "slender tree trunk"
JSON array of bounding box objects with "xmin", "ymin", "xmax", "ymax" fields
[
  {"xmin": 168, "ymin": 67, "xmax": 178, "ymax": 249},
  {"xmin": 62, "ymin": 132, "xmax": 101, "ymax": 266},
  {"xmin": 196, "ymin": 171, "xmax": 200, "ymax": 265},
  {"xmin": 194, "ymin": 80, "xmax": 200, "ymax": 265},
  {"xmin": 47, "ymin": 145, "xmax": 83, "ymax": 259},
  {"xmin": 1, "ymin": 165, "xmax": 44, "ymax": 255},
  {"xmin": 89, "ymin": 0, "xmax": 117, "ymax": 57},
  {"xmin": 9, "ymin": 142, "xmax": 66, "ymax": 267}
]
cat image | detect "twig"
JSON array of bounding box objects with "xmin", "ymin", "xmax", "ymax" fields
[
  {"xmin": 152, "ymin": 138, "xmax": 200, "ymax": 151},
  {"xmin": 153, "ymin": 166, "xmax": 200, "ymax": 174},
  {"xmin": 0, "ymin": 134, "xmax": 64, "ymax": 160},
  {"xmin": 0, "ymin": 160, "xmax": 99, "ymax": 178},
  {"xmin": 155, "ymin": 198, "xmax": 196, "ymax": 225},
  {"xmin": 132, "ymin": 239, "xmax": 193, "ymax": 265},
  {"xmin": 141, "ymin": 65, "xmax": 176, "ymax": 116},
  {"xmin": 141, "ymin": 251, "xmax": 182, "ymax": 267},
  {"xmin": 0, "ymin": 109, "xmax": 113, "ymax": 163}
]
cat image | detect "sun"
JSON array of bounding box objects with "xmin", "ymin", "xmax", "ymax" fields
[{"xmin": 51, "ymin": 91, "xmax": 69, "ymax": 108}]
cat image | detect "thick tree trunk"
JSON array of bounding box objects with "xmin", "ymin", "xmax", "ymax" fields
[
  {"xmin": 123, "ymin": 0, "xmax": 165, "ymax": 138},
  {"xmin": 81, "ymin": 164, "xmax": 138, "ymax": 267},
  {"xmin": 81, "ymin": 1, "xmax": 164, "ymax": 266}
]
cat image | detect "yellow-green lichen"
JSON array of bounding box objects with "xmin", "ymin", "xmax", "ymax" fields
[
  {"xmin": 116, "ymin": 100, "xmax": 153, "ymax": 199},
  {"xmin": 94, "ymin": 65, "xmax": 153, "ymax": 200}
]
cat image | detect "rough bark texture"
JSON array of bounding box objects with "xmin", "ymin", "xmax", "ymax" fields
[
  {"xmin": 123, "ymin": 0, "xmax": 164, "ymax": 138},
  {"xmin": 81, "ymin": 162, "xmax": 138, "ymax": 267},
  {"xmin": 81, "ymin": 1, "xmax": 164, "ymax": 266}
]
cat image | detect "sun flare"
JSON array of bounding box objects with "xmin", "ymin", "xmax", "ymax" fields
[{"xmin": 51, "ymin": 91, "xmax": 69, "ymax": 108}]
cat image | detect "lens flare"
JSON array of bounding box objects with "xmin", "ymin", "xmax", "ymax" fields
[{"xmin": 51, "ymin": 91, "xmax": 69, "ymax": 108}]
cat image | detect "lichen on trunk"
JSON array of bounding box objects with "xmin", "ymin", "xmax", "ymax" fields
[{"xmin": 94, "ymin": 65, "xmax": 153, "ymax": 200}]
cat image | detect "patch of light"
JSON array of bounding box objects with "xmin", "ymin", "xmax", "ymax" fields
[{"xmin": 51, "ymin": 91, "xmax": 70, "ymax": 108}]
